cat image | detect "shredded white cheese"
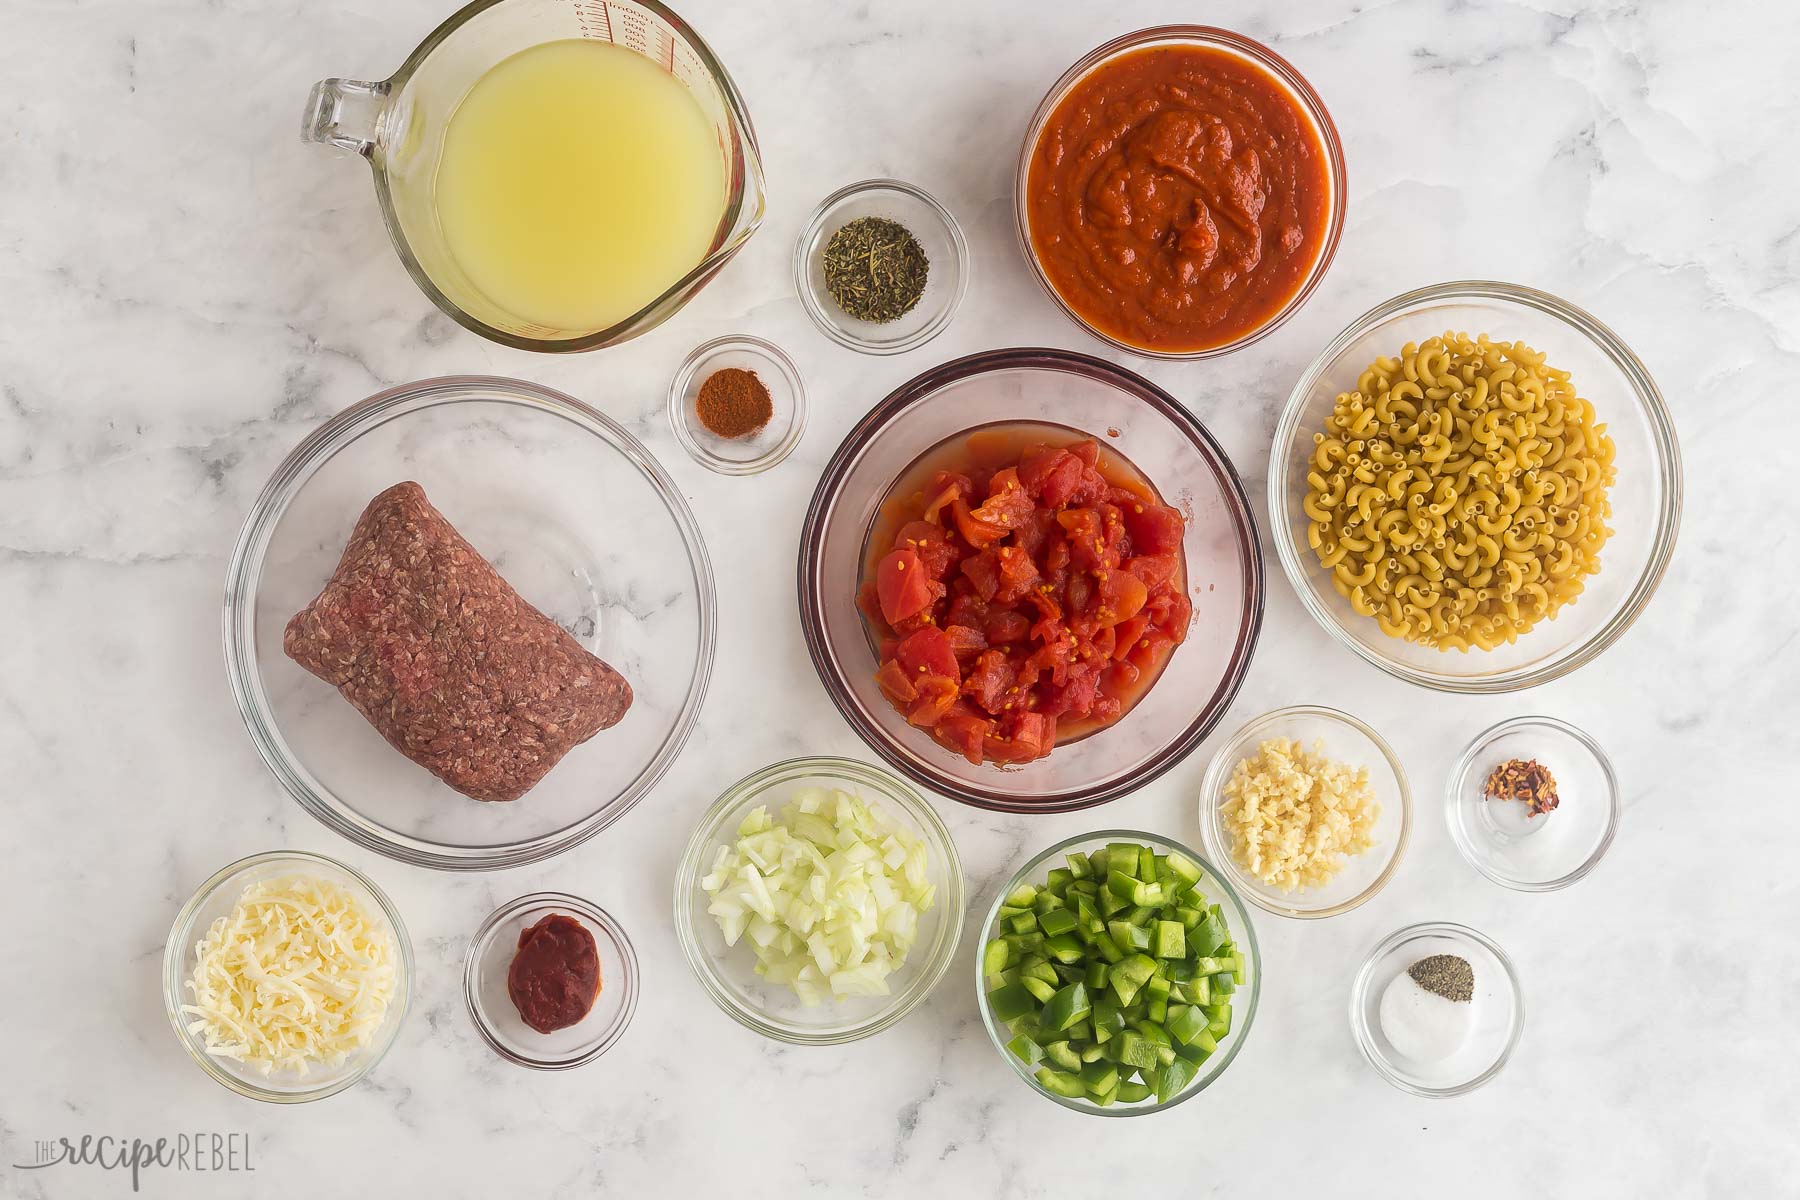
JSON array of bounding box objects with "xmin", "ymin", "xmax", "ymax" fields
[{"xmin": 182, "ymin": 874, "xmax": 399, "ymax": 1075}]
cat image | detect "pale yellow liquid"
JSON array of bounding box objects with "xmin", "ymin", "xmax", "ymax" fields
[{"xmin": 434, "ymin": 39, "xmax": 727, "ymax": 333}]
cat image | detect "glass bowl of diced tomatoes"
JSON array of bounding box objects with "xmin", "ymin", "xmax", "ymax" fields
[{"xmin": 798, "ymin": 348, "xmax": 1265, "ymax": 812}]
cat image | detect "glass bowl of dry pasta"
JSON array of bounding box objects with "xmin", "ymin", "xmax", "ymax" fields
[{"xmin": 1270, "ymin": 280, "xmax": 1681, "ymax": 692}]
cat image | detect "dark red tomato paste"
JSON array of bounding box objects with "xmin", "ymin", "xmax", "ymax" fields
[
  {"xmin": 858, "ymin": 425, "xmax": 1190, "ymax": 766},
  {"xmin": 508, "ymin": 914, "xmax": 601, "ymax": 1034},
  {"xmin": 1027, "ymin": 43, "xmax": 1332, "ymax": 352}
]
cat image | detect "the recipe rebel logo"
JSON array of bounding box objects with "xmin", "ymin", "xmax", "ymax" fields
[{"xmin": 9, "ymin": 1131, "xmax": 255, "ymax": 1192}]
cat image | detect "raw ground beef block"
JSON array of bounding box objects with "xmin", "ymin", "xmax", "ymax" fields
[{"xmin": 284, "ymin": 481, "xmax": 632, "ymax": 802}]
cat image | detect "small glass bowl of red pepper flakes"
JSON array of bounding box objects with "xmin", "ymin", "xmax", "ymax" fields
[
  {"xmin": 463, "ymin": 893, "xmax": 639, "ymax": 1069},
  {"xmin": 1444, "ymin": 715, "xmax": 1621, "ymax": 892}
]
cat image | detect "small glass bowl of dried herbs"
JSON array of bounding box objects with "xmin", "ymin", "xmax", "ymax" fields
[
  {"xmin": 668, "ymin": 335, "xmax": 807, "ymax": 476},
  {"xmin": 794, "ymin": 179, "xmax": 969, "ymax": 355}
]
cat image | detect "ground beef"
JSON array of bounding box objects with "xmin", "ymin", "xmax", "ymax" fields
[{"xmin": 283, "ymin": 481, "xmax": 632, "ymax": 802}]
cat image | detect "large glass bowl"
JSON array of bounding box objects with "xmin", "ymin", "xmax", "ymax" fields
[
  {"xmin": 224, "ymin": 377, "xmax": 715, "ymax": 870},
  {"xmin": 673, "ymin": 757, "xmax": 965, "ymax": 1045},
  {"xmin": 798, "ymin": 348, "xmax": 1264, "ymax": 812},
  {"xmin": 975, "ymin": 830, "xmax": 1261, "ymax": 1116},
  {"xmin": 1015, "ymin": 26, "xmax": 1346, "ymax": 359},
  {"xmin": 162, "ymin": 851, "xmax": 413, "ymax": 1104},
  {"xmin": 1270, "ymin": 281, "xmax": 1682, "ymax": 692}
]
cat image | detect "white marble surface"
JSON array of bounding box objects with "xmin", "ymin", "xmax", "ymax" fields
[{"xmin": 3, "ymin": 0, "xmax": 1795, "ymax": 1196}]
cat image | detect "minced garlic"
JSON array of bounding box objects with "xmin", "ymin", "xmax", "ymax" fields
[{"xmin": 1220, "ymin": 737, "xmax": 1379, "ymax": 892}]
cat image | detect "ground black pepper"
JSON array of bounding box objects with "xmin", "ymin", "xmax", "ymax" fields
[{"xmin": 1408, "ymin": 954, "xmax": 1474, "ymax": 1003}]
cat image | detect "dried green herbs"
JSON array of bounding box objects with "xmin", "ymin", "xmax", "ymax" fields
[
  {"xmin": 1408, "ymin": 954, "xmax": 1474, "ymax": 1003},
  {"xmin": 822, "ymin": 216, "xmax": 929, "ymax": 323}
]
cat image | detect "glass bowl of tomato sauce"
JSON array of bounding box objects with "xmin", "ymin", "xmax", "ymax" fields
[
  {"xmin": 1016, "ymin": 26, "xmax": 1346, "ymax": 359},
  {"xmin": 798, "ymin": 348, "xmax": 1264, "ymax": 812}
]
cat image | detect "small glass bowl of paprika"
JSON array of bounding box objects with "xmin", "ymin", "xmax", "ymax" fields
[
  {"xmin": 463, "ymin": 892, "xmax": 640, "ymax": 1070},
  {"xmin": 668, "ymin": 334, "xmax": 807, "ymax": 476}
]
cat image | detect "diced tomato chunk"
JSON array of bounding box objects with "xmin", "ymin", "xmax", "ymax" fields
[
  {"xmin": 951, "ymin": 497, "xmax": 1008, "ymax": 549},
  {"xmin": 935, "ymin": 703, "xmax": 991, "ymax": 765},
  {"xmin": 1071, "ymin": 441, "xmax": 1099, "ymax": 468},
  {"xmin": 959, "ymin": 550, "xmax": 1001, "ymax": 601},
  {"xmin": 895, "ymin": 626, "xmax": 959, "ymax": 682},
  {"xmin": 1111, "ymin": 613, "xmax": 1150, "ymax": 661},
  {"xmin": 894, "ymin": 520, "xmax": 961, "ymax": 578},
  {"xmin": 991, "ymin": 710, "xmax": 1054, "ymax": 762},
  {"xmin": 986, "ymin": 610, "xmax": 1031, "ymax": 644},
  {"xmin": 993, "ymin": 545, "xmax": 1039, "ymax": 604},
  {"xmin": 1127, "ymin": 627, "xmax": 1176, "ymax": 675},
  {"xmin": 943, "ymin": 623, "xmax": 987, "ymax": 662},
  {"xmin": 1122, "ymin": 501, "xmax": 1185, "ymax": 555},
  {"xmin": 874, "ymin": 658, "xmax": 918, "ymax": 706},
  {"xmin": 906, "ymin": 674, "xmax": 959, "ymax": 727},
  {"xmin": 1094, "ymin": 568, "xmax": 1148, "ymax": 628},
  {"xmin": 970, "ymin": 468, "xmax": 1035, "ymax": 531},
  {"xmin": 876, "ymin": 548, "xmax": 936, "ymax": 624},
  {"xmin": 944, "ymin": 590, "xmax": 989, "ymax": 631},
  {"xmin": 962, "ymin": 649, "xmax": 1017, "ymax": 714},
  {"xmin": 1126, "ymin": 554, "xmax": 1180, "ymax": 590}
]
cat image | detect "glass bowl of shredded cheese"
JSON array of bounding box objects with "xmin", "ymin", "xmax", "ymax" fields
[
  {"xmin": 1199, "ymin": 706, "xmax": 1412, "ymax": 919},
  {"xmin": 161, "ymin": 851, "xmax": 413, "ymax": 1103}
]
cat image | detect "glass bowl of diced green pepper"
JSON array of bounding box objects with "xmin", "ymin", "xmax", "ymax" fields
[{"xmin": 975, "ymin": 830, "xmax": 1261, "ymax": 1115}]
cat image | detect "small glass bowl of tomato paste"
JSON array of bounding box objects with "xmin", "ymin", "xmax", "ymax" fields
[
  {"xmin": 464, "ymin": 893, "xmax": 640, "ymax": 1070},
  {"xmin": 1016, "ymin": 27, "xmax": 1346, "ymax": 359},
  {"xmin": 798, "ymin": 348, "xmax": 1264, "ymax": 812}
]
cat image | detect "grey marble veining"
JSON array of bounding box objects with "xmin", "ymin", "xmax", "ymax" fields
[{"xmin": 2, "ymin": 0, "xmax": 1796, "ymax": 1196}]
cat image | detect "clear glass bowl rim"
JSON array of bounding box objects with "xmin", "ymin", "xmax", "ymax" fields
[
  {"xmin": 1444, "ymin": 714, "xmax": 1621, "ymax": 891},
  {"xmin": 160, "ymin": 850, "xmax": 415, "ymax": 1104},
  {"xmin": 672, "ymin": 755, "xmax": 966, "ymax": 1045},
  {"xmin": 1269, "ymin": 279, "xmax": 1683, "ymax": 693},
  {"xmin": 1013, "ymin": 24, "xmax": 1348, "ymax": 360},
  {"xmin": 1348, "ymin": 920, "xmax": 1524, "ymax": 1097},
  {"xmin": 791, "ymin": 177, "xmax": 971, "ymax": 356},
  {"xmin": 462, "ymin": 890, "xmax": 641, "ymax": 1069},
  {"xmin": 222, "ymin": 374, "xmax": 718, "ymax": 871},
  {"xmin": 796, "ymin": 346, "xmax": 1266, "ymax": 813},
  {"xmin": 1198, "ymin": 704, "xmax": 1414, "ymax": 919},
  {"xmin": 974, "ymin": 828, "xmax": 1263, "ymax": 1116},
  {"xmin": 666, "ymin": 333, "xmax": 809, "ymax": 475},
  {"xmin": 361, "ymin": 0, "xmax": 767, "ymax": 354}
]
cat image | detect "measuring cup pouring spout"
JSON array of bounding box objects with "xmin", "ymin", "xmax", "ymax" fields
[{"xmin": 296, "ymin": 0, "xmax": 766, "ymax": 353}]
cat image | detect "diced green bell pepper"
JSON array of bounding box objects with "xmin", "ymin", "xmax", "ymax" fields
[
  {"xmin": 1034, "ymin": 1067, "xmax": 1086, "ymax": 1098},
  {"xmin": 986, "ymin": 981, "xmax": 1036, "ymax": 1022},
  {"xmin": 1043, "ymin": 982, "xmax": 1090, "ymax": 1032},
  {"xmin": 1154, "ymin": 920, "xmax": 1185, "ymax": 959}
]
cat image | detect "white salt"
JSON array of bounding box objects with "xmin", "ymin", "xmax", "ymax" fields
[{"xmin": 1379, "ymin": 971, "xmax": 1471, "ymax": 1062}]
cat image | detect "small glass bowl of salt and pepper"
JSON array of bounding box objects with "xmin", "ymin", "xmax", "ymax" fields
[
  {"xmin": 669, "ymin": 334, "xmax": 808, "ymax": 476},
  {"xmin": 1445, "ymin": 715, "xmax": 1621, "ymax": 891},
  {"xmin": 794, "ymin": 179, "xmax": 969, "ymax": 355},
  {"xmin": 1350, "ymin": 922, "xmax": 1524, "ymax": 1097}
]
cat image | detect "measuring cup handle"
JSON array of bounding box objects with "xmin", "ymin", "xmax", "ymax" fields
[{"xmin": 302, "ymin": 78, "xmax": 387, "ymax": 155}]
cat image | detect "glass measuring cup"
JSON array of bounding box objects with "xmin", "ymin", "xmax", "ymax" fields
[{"xmin": 303, "ymin": 0, "xmax": 765, "ymax": 352}]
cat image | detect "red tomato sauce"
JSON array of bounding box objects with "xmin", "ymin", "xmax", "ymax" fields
[
  {"xmin": 858, "ymin": 424, "xmax": 1191, "ymax": 766},
  {"xmin": 507, "ymin": 913, "xmax": 601, "ymax": 1034},
  {"xmin": 1027, "ymin": 44, "xmax": 1331, "ymax": 353}
]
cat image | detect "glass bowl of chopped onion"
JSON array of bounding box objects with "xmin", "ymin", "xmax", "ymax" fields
[
  {"xmin": 1198, "ymin": 705, "xmax": 1412, "ymax": 919},
  {"xmin": 161, "ymin": 851, "xmax": 413, "ymax": 1103},
  {"xmin": 673, "ymin": 756, "xmax": 965, "ymax": 1044}
]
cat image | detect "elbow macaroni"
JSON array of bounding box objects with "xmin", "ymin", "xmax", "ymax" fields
[{"xmin": 1302, "ymin": 332, "xmax": 1616, "ymax": 651}]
